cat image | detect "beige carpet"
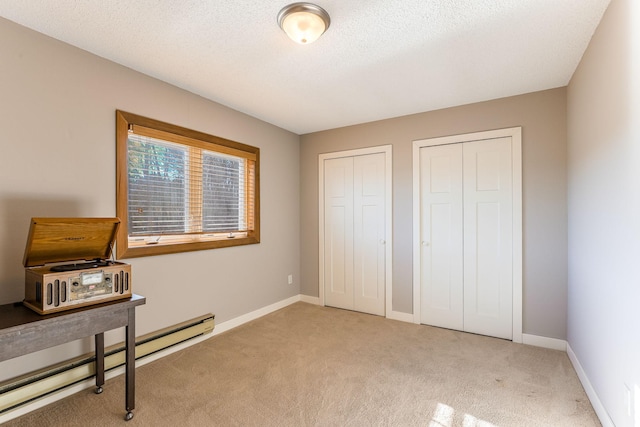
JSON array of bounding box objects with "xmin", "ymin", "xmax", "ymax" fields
[{"xmin": 4, "ymin": 302, "xmax": 599, "ymax": 426}]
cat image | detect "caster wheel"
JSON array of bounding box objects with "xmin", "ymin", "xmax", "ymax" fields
[
  {"xmin": 94, "ymin": 387, "xmax": 103, "ymax": 394},
  {"xmin": 125, "ymin": 411, "xmax": 134, "ymax": 421}
]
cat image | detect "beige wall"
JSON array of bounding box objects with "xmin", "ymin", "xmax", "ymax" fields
[
  {"xmin": 301, "ymin": 88, "xmax": 568, "ymax": 339},
  {"xmin": 567, "ymin": 0, "xmax": 640, "ymax": 424},
  {"xmin": 0, "ymin": 17, "xmax": 300, "ymax": 380},
  {"xmin": 0, "ymin": 9, "xmax": 572, "ymax": 385}
]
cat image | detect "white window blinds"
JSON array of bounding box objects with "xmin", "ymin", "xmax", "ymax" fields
[{"xmin": 127, "ymin": 132, "xmax": 255, "ymax": 237}]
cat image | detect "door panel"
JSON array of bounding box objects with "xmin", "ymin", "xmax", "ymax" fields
[
  {"xmin": 324, "ymin": 158, "xmax": 354, "ymax": 310},
  {"xmin": 463, "ymin": 138, "xmax": 513, "ymax": 339},
  {"xmin": 353, "ymin": 153, "xmax": 385, "ymax": 316},
  {"xmin": 419, "ymin": 144, "xmax": 464, "ymax": 329}
]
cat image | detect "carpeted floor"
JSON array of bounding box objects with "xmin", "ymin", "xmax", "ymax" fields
[{"xmin": 4, "ymin": 302, "xmax": 600, "ymax": 426}]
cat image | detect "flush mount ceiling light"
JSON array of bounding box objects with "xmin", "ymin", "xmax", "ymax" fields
[{"xmin": 278, "ymin": 3, "xmax": 330, "ymax": 44}]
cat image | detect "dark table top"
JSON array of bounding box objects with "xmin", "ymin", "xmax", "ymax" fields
[{"xmin": 0, "ymin": 294, "xmax": 146, "ymax": 331}]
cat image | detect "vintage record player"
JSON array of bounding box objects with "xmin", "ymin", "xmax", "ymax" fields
[{"xmin": 22, "ymin": 217, "xmax": 132, "ymax": 314}]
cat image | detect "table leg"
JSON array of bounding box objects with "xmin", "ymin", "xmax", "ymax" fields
[
  {"xmin": 94, "ymin": 333, "xmax": 104, "ymax": 394},
  {"xmin": 124, "ymin": 307, "xmax": 136, "ymax": 421}
]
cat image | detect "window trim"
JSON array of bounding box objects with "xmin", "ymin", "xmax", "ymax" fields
[{"xmin": 115, "ymin": 110, "xmax": 260, "ymax": 259}]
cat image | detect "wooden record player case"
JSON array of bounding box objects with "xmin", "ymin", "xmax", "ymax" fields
[{"xmin": 22, "ymin": 217, "xmax": 132, "ymax": 314}]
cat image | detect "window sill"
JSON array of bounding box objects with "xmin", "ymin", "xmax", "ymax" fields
[{"xmin": 119, "ymin": 234, "xmax": 259, "ymax": 259}]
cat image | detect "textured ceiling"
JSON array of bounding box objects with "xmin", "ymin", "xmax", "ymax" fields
[{"xmin": 0, "ymin": 1, "xmax": 611, "ymax": 134}]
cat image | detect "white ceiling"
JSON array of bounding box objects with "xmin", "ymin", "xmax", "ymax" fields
[{"xmin": 0, "ymin": 1, "xmax": 610, "ymax": 135}]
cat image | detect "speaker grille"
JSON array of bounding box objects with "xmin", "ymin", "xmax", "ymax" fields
[
  {"xmin": 61, "ymin": 281, "xmax": 67, "ymax": 302},
  {"xmin": 54, "ymin": 280, "xmax": 60, "ymax": 307},
  {"xmin": 46, "ymin": 283, "xmax": 53, "ymax": 306}
]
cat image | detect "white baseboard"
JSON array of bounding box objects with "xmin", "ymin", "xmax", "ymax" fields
[
  {"xmin": 211, "ymin": 295, "xmax": 301, "ymax": 336},
  {"xmin": 387, "ymin": 310, "xmax": 414, "ymax": 323},
  {"xmin": 299, "ymin": 295, "xmax": 414, "ymax": 323},
  {"xmin": 522, "ymin": 333, "xmax": 567, "ymax": 351},
  {"xmin": 567, "ymin": 343, "xmax": 614, "ymax": 427},
  {"xmin": 300, "ymin": 294, "xmax": 321, "ymax": 305}
]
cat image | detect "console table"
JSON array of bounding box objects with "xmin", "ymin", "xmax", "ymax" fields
[{"xmin": 0, "ymin": 294, "xmax": 146, "ymax": 421}]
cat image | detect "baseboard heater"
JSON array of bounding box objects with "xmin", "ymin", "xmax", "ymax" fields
[{"xmin": 0, "ymin": 313, "xmax": 214, "ymax": 413}]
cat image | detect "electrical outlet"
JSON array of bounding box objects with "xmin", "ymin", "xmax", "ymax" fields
[{"xmin": 287, "ymin": 274, "xmax": 293, "ymax": 285}]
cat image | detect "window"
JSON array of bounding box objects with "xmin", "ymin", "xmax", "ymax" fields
[{"xmin": 116, "ymin": 110, "xmax": 259, "ymax": 258}]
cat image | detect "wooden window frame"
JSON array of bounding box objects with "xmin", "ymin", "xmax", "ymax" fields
[{"xmin": 115, "ymin": 110, "xmax": 260, "ymax": 259}]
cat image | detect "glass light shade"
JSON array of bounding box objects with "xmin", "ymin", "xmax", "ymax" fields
[{"xmin": 278, "ymin": 3, "xmax": 330, "ymax": 44}]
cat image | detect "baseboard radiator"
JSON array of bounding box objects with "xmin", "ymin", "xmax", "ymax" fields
[{"xmin": 0, "ymin": 313, "xmax": 214, "ymax": 413}]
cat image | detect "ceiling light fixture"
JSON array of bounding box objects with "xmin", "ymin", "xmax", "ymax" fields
[{"xmin": 278, "ymin": 3, "xmax": 330, "ymax": 45}]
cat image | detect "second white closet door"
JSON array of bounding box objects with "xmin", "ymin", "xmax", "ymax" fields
[
  {"xmin": 463, "ymin": 138, "xmax": 513, "ymax": 339},
  {"xmin": 324, "ymin": 153, "xmax": 386, "ymax": 316},
  {"xmin": 420, "ymin": 137, "xmax": 513, "ymax": 339}
]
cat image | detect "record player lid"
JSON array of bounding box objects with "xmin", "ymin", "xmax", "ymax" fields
[{"xmin": 23, "ymin": 217, "xmax": 121, "ymax": 267}]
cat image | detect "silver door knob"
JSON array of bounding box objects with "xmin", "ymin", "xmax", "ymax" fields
[{"xmin": 422, "ymin": 241, "xmax": 430, "ymax": 246}]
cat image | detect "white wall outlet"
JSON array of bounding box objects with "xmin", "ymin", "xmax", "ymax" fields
[{"xmin": 287, "ymin": 274, "xmax": 293, "ymax": 285}]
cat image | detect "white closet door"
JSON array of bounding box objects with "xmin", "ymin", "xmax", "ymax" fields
[
  {"xmin": 417, "ymin": 136, "xmax": 515, "ymax": 340},
  {"xmin": 353, "ymin": 153, "xmax": 386, "ymax": 316},
  {"xmin": 323, "ymin": 153, "xmax": 386, "ymax": 316},
  {"xmin": 463, "ymin": 138, "xmax": 513, "ymax": 339},
  {"xmin": 419, "ymin": 144, "xmax": 464, "ymax": 329},
  {"xmin": 323, "ymin": 157, "xmax": 354, "ymax": 311}
]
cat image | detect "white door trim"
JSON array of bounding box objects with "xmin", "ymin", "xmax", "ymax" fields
[
  {"xmin": 412, "ymin": 127, "xmax": 522, "ymax": 343},
  {"xmin": 319, "ymin": 145, "xmax": 393, "ymax": 317}
]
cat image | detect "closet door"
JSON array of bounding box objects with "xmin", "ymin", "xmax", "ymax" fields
[
  {"xmin": 419, "ymin": 144, "xmax": 464, "ymax": 329},
  {"xmin": 462, "ymin": 138, "xmax": 513, "ymax": 339},
  {"xmin": 323, "ymin": 157, "xmax": 355, "ymax": 311},
  {"xmin": 418, "ymin": 137, "xmax": 514, "ymax": 340},
  {"xmin": 353, "ymin": 153, "xmax": 386, "ymax": 315},
  {"xmin": 323, "ymin": 153, "xmax": 386, "ymax": 316}
]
